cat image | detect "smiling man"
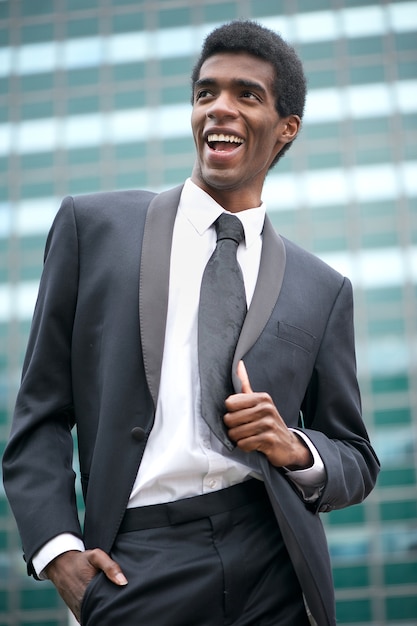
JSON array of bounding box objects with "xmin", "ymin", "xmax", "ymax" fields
[
  {"xmin": 3, "ymin": 20, "xmax": 379, "ymax": 626},
  {"xmin": 191, "ymin": 52, "xmax": 300, "ymax": 210}
]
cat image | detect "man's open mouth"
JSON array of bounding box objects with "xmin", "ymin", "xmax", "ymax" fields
[{"xmin": 206, "ymin": 134, "xmax": 245, "ymax": 152}]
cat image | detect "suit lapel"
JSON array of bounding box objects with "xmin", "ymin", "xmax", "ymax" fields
[
  {"xmin": 139, "ymin": 185, "xmax": 183, "ymax": 408},
  {"xmin": 232, "ymin": 215, "xmax": 286, "ymax": 390},
  {"xmin": 140, "ymin": 197, "xmax": 286, "ymax": 403}
]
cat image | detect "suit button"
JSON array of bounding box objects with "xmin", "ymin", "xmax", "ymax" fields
[{"xmin": 131, "ymin": 427, "xmax": 146, "ymax": 441}]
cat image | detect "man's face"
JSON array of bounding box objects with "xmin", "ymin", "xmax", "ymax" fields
[{"xmin": 191, "ymin": 51, "xmax": 297, "ymax": 211}]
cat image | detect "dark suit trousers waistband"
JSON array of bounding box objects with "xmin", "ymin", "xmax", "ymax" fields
[{"xmin": 119, "ymin": 478, "xmax": 267, "ymax": 532}]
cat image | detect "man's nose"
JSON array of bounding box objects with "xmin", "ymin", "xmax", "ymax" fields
[{"xmin": 206, "ymin": 92, "xmax": 238, "ymax": 120}]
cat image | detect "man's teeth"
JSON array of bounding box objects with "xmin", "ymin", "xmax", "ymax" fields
[{"xmin": 207, "ymin": 133, "xmax": 244, "ymax": 144}]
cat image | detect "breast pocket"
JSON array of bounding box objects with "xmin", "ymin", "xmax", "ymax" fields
[{"xmin": 276, "ymin": 321, "xmax": 316, "ymax": 354}]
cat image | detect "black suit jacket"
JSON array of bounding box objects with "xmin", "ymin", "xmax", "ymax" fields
[{"xmin": 3, "ymin": 185, "xmax": 380, "ymax": 626}]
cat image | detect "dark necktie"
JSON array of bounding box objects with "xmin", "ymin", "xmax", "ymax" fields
[{"xmin": 198, "ymin": 212, "xmax": 247, "ymax": 449}]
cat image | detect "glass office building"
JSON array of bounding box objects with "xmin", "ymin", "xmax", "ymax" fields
[{"xmin": 0, "ymin": 0, "xmax": 416, "ymax": 624}]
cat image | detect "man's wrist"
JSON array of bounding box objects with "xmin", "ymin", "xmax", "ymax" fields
[
  {"xmin": 285, "ymin": 431, "xmax": 314, "ymax": 470},
  {"xmin": 283, "ymin": 429, "xmax": 326, "ymax": 502},
  {"xmin": 32, "ymin": 534, "xmax": 85, "ymax": 580}
]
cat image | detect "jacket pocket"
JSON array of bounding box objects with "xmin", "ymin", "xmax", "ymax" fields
[{"xmin": 277, "ymin": 321, "xmax": 316, "ymax": 353}]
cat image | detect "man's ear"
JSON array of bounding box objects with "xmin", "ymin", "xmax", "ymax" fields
[
  {"xmin": 281, "ymin": 114, "xmax": 301, "ymax": 144},
  {"xmin": 270, "ymin": 114, "xmax": 301, "ymax": 164}
]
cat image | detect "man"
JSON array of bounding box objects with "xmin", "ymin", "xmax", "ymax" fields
[{"xmin": 3, "ymin": 20, "xmax": 379, "ymax": 626}]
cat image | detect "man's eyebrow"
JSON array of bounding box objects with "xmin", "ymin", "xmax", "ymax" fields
[
  {"xmin": 194, "ymin": 78, "xmax": 216, "ymax": 89},
  {"xmin": 234, "ymin": 78, "xmax": 267, "ymax": 95},
  {"xmin": 194, "ymin": 77, "xmax": 267, "ymax": 95}
]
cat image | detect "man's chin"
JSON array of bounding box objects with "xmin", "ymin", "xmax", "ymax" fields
[{"xmin": 193, "ymin": 167, "xmax": 242, "ymax": 193}]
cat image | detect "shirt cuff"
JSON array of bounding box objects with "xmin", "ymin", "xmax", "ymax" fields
[
  {"xmin": 284, "ymin": 429, "xmax": 326, "ymax": 502},
  {"xmin": 32, "ymin": 533, "xmax": 85, "ymax": 580}
]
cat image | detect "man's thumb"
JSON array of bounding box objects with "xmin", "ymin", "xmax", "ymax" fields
[{"xmin": 237, "ymin": 360, "xmax": 253, "ymax": 394}]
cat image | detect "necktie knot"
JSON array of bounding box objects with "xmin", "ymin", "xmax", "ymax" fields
[{"xmin": 215, "ymin": 213, "xmax": 245, "ymax": 246}]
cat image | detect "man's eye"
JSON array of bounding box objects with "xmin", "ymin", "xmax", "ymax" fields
[
  {"xmin": 196, "ymin": 89, "xmax": 212, "ymax": 100},
  {"xmin": 242, "ymin": 91, "xmax": 259, "ymax": 100}
]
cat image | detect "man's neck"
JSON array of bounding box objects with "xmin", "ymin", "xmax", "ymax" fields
[{"xmin": 190, "ymin": 175, "xmax": 263, "ymax": 213}]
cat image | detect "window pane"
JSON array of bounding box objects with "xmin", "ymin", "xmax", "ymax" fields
[
  {"xmin": 111, "ymin": 12, "xmax": 144, "ymax": 33},
  {"xmin": 336, "ymin": 599, "xmax": 372, "ymax": 623},
  {"xmin": 158, "ymin": 8, "xmax": 190, "ymax": 28},
  {"xmin": 203, "ymin": 3, "xmax": 237, "ymax": 22},
  {"xmin": 20, "ymin": 100, "xmax": 54, "ymax": 120},
  {"xmin": 21, "ymin": 0, "xmax": 54, "ymax": 16},
  {"xmin": 112, "ymin": 61, "xmax": 146, "ymax": 82},
  {"xmin": 374, "ymin": 407, "xmax": 411, "ymax": 426},
  {"xmin": 66, "ymin": 18, "xmax": 99, "ymax": 38},
  {"xmin": 19, "ymin": 72, "xmax": 54, "ymax": 92},
  {"xmin": 333, "ymin": 565, "xmax": 369, "ymax": 588},
  {"xmin": 380, "ymin": 499, "xmax": 417, "ymax": 522},
  {"xmin": 66, "ymin": 67, "xmax": 100, "ymax": 87},
  {"xmin": 20, "ymin": 23, "xmax": 54, "ymax": 44},
  {"xmin": 384, "ymin": 562, "xmax": 417, "ymax": 586},
  {"xmin": 17, "ymin": 42, "xmax": 56, "ymax": 74}
]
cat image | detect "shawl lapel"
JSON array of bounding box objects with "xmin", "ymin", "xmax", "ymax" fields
[
  {"xmin": 232, "ymin": 214, "xmax": 286, "ymax": 390},
  {"xmin": 139, "ymin": 185, "xmax": 183, "ymax": 407},
  {"xmin": 140, "ymin": 195, "xmax": 287, "ymax": 404}
]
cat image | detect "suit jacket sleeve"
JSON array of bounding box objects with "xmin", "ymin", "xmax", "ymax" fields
[
  {"xmin": 2, "ymin": 196, "xmax": 82, "ymax": 573},
  {"xmin": 298, "ymin": 276, "xmax": 380, "ymax": 513}
]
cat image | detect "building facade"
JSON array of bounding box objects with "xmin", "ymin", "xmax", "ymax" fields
[{"xmin": 0, "ymin": 0, "xmax": 416, "ymax": 624}]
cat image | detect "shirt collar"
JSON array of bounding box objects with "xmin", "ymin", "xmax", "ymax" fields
[{"xmin": 178, "ymin": 178, "xmax": 266, "ymax": 248}]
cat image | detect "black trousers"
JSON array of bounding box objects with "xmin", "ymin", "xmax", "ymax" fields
[{"xmin": 81, "ymin": 480, "xmax": 310, "ymax": 626}]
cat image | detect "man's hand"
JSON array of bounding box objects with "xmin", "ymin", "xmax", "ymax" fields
[
  {"xmin": 224, "ymin": 361, "xmax": 313, "ymax": 470},
  {"xmin": 44, "ymin": 549, "xmax": 127, "ymax": 623}
]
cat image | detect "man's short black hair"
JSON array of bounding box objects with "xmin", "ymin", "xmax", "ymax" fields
[{"xmin": 191, "ymin": 20, "xmax": 307, "ymax": 165}]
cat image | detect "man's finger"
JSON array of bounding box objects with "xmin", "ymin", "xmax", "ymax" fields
[
  {"xmin": 88, "ymin": 549, "xmax": 128, "ymax": 586},
  {"xmin": 237, "ymin": 360, "xmax": 253, "ymax": 394}
]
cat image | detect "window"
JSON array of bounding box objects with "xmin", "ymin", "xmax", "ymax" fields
[
  {"xmin": 328, "ymin": 529, "xmax": 371, "ymax": 561},
  {"xmin": 16, "ymin": 41, "xmax": 56, "ymax": 74},
  {"xmin": 66, "ymin": 17, "xmax": 99, "ymax": 38},
  {"xmin": 336, "ymin": 599, "xmax": 372, "ymax": 623},
  {"xmin": 16, "ymin": 118, "xmax": 57, "ymax": 154},
  {"xmin": 20, "ymin": 152, "xmax": 54, "ymax": 170},
  {"xmin": 342, "ymin": 7, "xmax": 385, "ymax": 38},
  {"xmin": 160, "ymin": 56, "xmax": 192, "ymax": 77},
  {"xmin": 64, "ymin": 36, "xmax": 103, "ymax": 68},
  {"xmin": 66, "ymin": 66, "xmax": 100, "ymax": 87},
  {"xmin": 65, "ymin": 0, "xmax": 99, "ymax": 10},
  {"xmin": 67, "ymin": 147, "xmax": 101, "ymax": 165},
  {"xmin": 20, "ymin": 23, "xmax": 54, "ymax": 44},
  {"xmin": 295, "ymin": 11, "xmax": 338, "ymax": 43},
  {"xmin": 381, "ymin": 525, "xmax": 417, "ymax": 555},
  {"xmin": 250, "ymin": 0, "xmax": 285, "ymax": 17},
  {"xmin": 347, "ymin": 35, "xmax": 384, "ymax": 56},
  {"xmin": 333, "ymin": 565, "xmax": 369, "ymax": 588},
  {"xmin": 203, "ymin": 3, "xmax": 237, "ymax": 22},
  {"xmin": 112, "ymin": 61, "xmax": 146, "ymax": 82},
  {"xmin": 21, "ymin": 0, "xmax": 54, "ymax": 16},
  {"xmin": 349, "ymin": 64, "xmax": 385, "ymax": 85},
  {"xmin": 380, "ymin": 499, "xmax": 417, "ymax": 522},
  {"xmin": 67, "ymin": 95, "xmax": 100, "ymax": 115},
  {"xmin": 158, "ymin": 8, "xmax": 191, "ymax": 29},
  {"xmin": 20, "ymin": 100, "xmax": 54, "ymax": 120},
  {"xmin": 15, "ymin": 198, "xmax": 58, "ymax": 236},
  {"xmin": 374, "ymin": 406, "xmax": 412, "ymax": 426},
  {"xmin": 384, "ymin": 561, "xmax": 417, "ymax": 586},
  {"xmin": 111, "ymin": 12, "xmax": 144, "ymax": 33},
  {"xmin": 19, "ymin": 72, "xmax": 54, "ymax": 92},
  {"xmin": 113, "ymin": 91, "xmax": 146, "ymax": 110},
  {"xmin": 327, "ymin": 504, "xmax": 366, "ymax": 527}
]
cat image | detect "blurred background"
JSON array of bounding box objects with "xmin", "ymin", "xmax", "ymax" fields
[{"xmin": 0, "ymin": 0, "xmax": 416, "ymax": 624}]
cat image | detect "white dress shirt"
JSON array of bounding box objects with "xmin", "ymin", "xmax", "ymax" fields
[{"xmin": 33, "ymin": 178, "xmax": 325, "ymax": 576}]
